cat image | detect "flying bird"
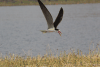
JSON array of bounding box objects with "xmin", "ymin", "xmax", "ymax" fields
[{"xmin": 38, "ymin": 0, "xmax": 63, "ymax": 36}]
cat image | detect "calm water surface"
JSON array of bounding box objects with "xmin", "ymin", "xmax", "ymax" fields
[{"xmin": 0, "ymin": 3, "xmax": 100, "ymax": 56}]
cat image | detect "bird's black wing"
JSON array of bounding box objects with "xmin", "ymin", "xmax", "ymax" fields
[
  {"xmin": 38, "ymin": 0, "xmax": 54, "ymax": 29},
  {"xmin": 54, "ymin": 7, "xmax": 63, "ymax": 29}
]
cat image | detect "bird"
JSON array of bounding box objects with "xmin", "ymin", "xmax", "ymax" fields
[{"xmin": 38, "ymin": 0, "xmax": 63, "ymax": 36}]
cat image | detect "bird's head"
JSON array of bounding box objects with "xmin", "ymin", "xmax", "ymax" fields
[{"xmin": 56, "ymin": 29, "xmax": 62, "ymax": 36}]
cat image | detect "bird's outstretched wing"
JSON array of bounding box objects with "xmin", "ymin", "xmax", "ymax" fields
[
  {"xmin": 38, "ymin": 0, "xmax": 54, "ymax": 29},
  {"xmin": 54, "ymin": 7, "xmax": 63, "ymax": 29}
]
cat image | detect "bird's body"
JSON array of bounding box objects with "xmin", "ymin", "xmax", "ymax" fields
[
  {"xmin": 40, "ymin": 27, "xmax": 55, "ymax": 34},
  {"xmin": 38, "ymin": 0, "xmax": 63, "ymax": 36},
  {"xmin": 40, "ymin": 30, "xmax": 55, "ymax": 33}
]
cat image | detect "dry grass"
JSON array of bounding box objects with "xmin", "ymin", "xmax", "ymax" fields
[
  {"xmin": 0, "ymin": 45, "xmax": 100, "ymax": 67},
  {"xmin": 0, "ymin": 0, "xmax": 100, "ymax": 6}
]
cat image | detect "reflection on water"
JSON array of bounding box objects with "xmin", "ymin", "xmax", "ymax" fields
[{"xmin": 0, "ymin": 4, "xmax": 100, "ymax": 56}]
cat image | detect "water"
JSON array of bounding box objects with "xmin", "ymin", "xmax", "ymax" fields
[{"xmin": 0, "ymin": 3, "xmax": 100, "ymax": 56}]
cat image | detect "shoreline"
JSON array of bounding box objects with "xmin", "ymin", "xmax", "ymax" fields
[
  {"xmin": 0, "ymin": 48, "xmax": 100, "ymax": 67},
  {"xmin": 0, "ymin": 1, "xmax": 100, "ymax": 6}
]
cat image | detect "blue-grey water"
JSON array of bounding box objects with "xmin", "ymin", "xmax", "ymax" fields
[{"xmin": 0, "ymin": 3, "xmax": 100, "ymax": 56}]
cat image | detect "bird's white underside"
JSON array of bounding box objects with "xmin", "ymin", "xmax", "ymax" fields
[{"xmin": 40, "ymin": 27, "xmax": 56, "ymax": 33}]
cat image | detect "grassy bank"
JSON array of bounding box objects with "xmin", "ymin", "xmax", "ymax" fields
[
  {"xmin": 0, "ymin": 47, "xmax": 100, "ymax": 67},
  {"xmin": 0, "ymin": 0, "xmax": 100, "ymax": 6}
]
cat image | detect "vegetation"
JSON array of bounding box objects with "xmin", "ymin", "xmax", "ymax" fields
[
  {"xmin": 0, "ymin": 0, "xmax": 100, "ymax": 6},
  {"xmin": 0, "ymin": 45, "xmax": 100, "ymax": 67}
]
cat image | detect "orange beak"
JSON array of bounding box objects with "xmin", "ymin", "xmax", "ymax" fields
[{"xmin": 58, "ymin": 31, "xmax": 62, "ymax": 36}]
